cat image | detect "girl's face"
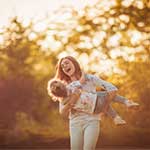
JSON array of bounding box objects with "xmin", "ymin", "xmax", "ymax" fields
[
  {"xmin": 51, "ymin": 81, "xmax": 65, "ymax": 92},
  {"xmin": 61, "ymin": 58, "xmax": 75, "ymax": 77},
  {"xmin": 50, "ymin": 80, "xmax": 68, "ymax": 99}
]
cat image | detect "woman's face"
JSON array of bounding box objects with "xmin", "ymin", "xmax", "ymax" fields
[{"xmin": 61, "ymin": 58, "xmax": 75, "ymax": 76}]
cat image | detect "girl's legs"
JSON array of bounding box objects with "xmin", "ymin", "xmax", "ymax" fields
[
  {"xmin": 113, "ymin": 95, "xmax": 129, "ymax": 104},
  {"xmin": 106, "ymin": 105, "xmax": 126, "ymax": 125},
  {"xmin": 96, "ymin": 92, "xmax": 129, "ymax": 104},
  {"xmin": 83, "ymin": 120, "xmax": 100, "ymax": 150},
  {"xmin": 96, "ymin": 91, "xmax": 117, "ymax": 115},
  {"xmin": 96, "ymin": 91, "xmax": 139, "ymax": 107},
  {"xmin": 106, "ymin": 105, "xmax": 118, "ymax": 118},
  {"xmin": 95, "ymin": 91, "xmax": 110, "ymax": 114},
  {"xmin": 112, "ymin": 95, "xmax": 139, "ymax": 107},
  {"xmin": 96, "ymin": 92, "xmax": 126, "ymax": 125}
]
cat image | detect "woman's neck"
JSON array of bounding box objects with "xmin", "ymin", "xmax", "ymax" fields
[{"xmin": 70, "ymin": 75, "xmax": 78, "ymax": 81}]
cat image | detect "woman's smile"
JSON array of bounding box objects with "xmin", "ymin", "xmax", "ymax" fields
[{"xmin": 61, "ymin": 58, "xmax": 75, "ymax": 76}]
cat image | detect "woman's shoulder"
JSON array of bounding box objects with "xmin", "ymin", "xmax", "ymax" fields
[
  {"xmin": 69, "ymin": 80, "xmax": 80, "ymax": 85},
  {"xmin": 85, "ymin": 74, "xmax": 101, "ymax": 81},
  {"xmin": 67, "ymin": 81, "xmax": 81, "ymax": 90}
]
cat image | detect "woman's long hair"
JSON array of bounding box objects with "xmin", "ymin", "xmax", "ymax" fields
[{"xmin": 55, "ymin": 56, "xmax": 82, "ymax": 83}]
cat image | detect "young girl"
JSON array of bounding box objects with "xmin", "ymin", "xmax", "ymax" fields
[{"xmin": 47, "ymin": 76, "xmax": 139, "ymax": 125}]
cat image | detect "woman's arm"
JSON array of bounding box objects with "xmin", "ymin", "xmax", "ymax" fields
[
  {"xmin": 59, "ymin": 93, "xmax": 80, "ymax": 118},
  {"xmin": 59, "ymin": 101, "xmax": 73, "ymax": 118},
  {"xmin": 91, "ymin": 74, "xmax": 118, "ymax": 95}
]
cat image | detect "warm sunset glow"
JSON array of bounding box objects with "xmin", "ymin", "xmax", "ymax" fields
[
  {"xmin": 121, "ymin": 0, "xmax": 133, "ymax": 7},
  {"xmin": 119, "ymin": 14, "xmax": 130, "ymax": 23},
  {"xmin": 110, "ymin": 46, "xmax": 146, "ymax": 61},
  {"xmin": 28, "ymin": 32, "xmax": 37, "ymax": 40},
  {"xmin": 0, "ymin": 0, "xmax": 99, "ymax": 28},
  {"xmin": 0, "ymin": 0, "xmax": 150, "ymax": 148},
  {"xmin": 0, "ymin": 0, "xmax": 149, "ymax": 75},
  {"xmin": 0, "ymin": 35, "xmax": 4, "ymax": 45},
  {"xmin": 33, "ymin": 22, "xmax": 47, "ymax": 32},
  {"xmin": 107, "ymin": 33, "xmax": 122, "ymax": 47},
  {"xmin": 127, "ymin": 30, "xmax": 144, "ymax": 45}
]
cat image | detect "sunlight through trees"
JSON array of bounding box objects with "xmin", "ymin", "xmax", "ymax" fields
[{"xmin": 0, "ymin": 0, "xmax": 150, "ymax": 147}]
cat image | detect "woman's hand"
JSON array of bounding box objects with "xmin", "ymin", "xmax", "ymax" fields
[
  {"xmin": 59, "ymin": 101, "xmax": 73, "ymax": 118},
  {"xmin": 59, "ymin": 93, "xmax": 80, "ymax": 118},
  {"xmin": 107, "ymin": 90, "xmax": 117, "ymax": 99}
]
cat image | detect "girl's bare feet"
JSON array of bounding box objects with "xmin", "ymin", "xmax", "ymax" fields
[
  {"xmin": 126, "ymin": 100, "xmax": 139, "ymax": 108},
  {"xmin": 114, "ymin": 115, "xmax": 126, "ymax": 125}
]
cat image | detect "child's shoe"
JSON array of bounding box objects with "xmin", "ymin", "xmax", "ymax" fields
[
  {"xmin": 126, "ymin": 100, "xmax": 139, "ymax": 108},
  {"xmin": 114, "ymin": 115, "xmax": 126, "ymax": 125}
]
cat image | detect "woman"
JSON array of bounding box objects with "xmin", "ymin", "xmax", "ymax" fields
[{"xmin": 54, "ymin": 56, "xmax": 117, "ymax": 150}]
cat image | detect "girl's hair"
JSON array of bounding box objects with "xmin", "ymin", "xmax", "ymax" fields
[
  {"xmin": 47, "ymin": 79, "xmax": 68, "ymax": 101},
  {"xmin": 55, "ymin": 56, "xmax": 82, "ymax": 83}
]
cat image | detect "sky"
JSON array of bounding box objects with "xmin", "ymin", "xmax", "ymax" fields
[{"xmin": 0, "ymin": 0, "xmax": 98, "ymax": 28}]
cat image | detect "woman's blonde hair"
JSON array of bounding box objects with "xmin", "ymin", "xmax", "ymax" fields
[{"xmin": 55, "ymin": 56, "xmax": 82, "ymax": 83}]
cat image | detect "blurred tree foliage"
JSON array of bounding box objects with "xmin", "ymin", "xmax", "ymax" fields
[
  {"xmin": 0, "ymin": 0, "xmax": 150, "ymax": 147},
  {"xmin": 0, "ymin": 17, "xmax": 64, "ymax": 143}
]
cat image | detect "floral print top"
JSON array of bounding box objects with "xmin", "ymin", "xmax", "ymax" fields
[{"xmin": 66, "ymin": 74, "xmax": 118, "ymax": 114}]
